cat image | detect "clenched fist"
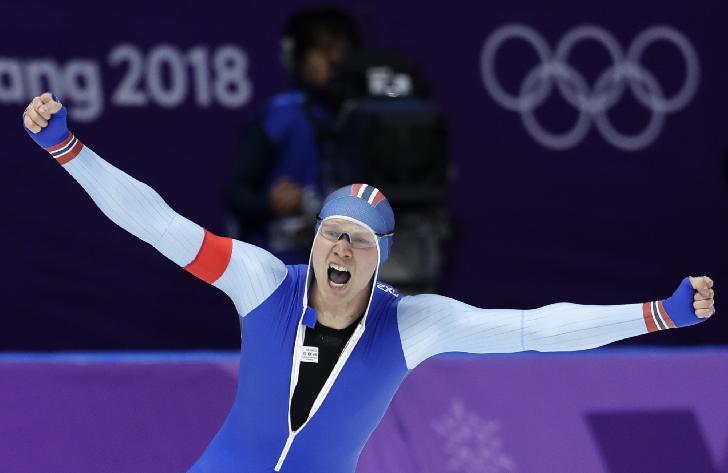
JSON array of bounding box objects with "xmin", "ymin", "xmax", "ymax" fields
[
  {"xmin": 689, "ymin": 276, "xmax": 715, "ymax": 318},
  {"xmin": 656, "ymin": 275, "xmax": 717, "ymax": 329},
  {"xmin": 23, "ymin": 92, "xmax": 63, "ymax": 133},
  {"xmin": 23, "ymin": 92, "xmax": 73, "ymax": 151}
]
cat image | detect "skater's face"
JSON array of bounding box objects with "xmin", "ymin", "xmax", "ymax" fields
[{"xmin": 311, "ymin": 218, "xmax": 378, "ymax": 301}]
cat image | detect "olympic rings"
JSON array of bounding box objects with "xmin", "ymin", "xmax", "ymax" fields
[{"xmin": 480, "ymin": 24, "xmax": 700, "ymax": 151}]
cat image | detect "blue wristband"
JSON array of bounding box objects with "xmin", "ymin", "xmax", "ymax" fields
[
  {"xmin": 662, "ymin": 277, "xmax": 702, "ymax": 328},
  {"xmin": 24, "ymin": 95, "xmax": 69, "ymax": 149}
]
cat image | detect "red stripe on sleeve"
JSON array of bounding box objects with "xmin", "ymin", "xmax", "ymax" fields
[
  {"xmin": 56, "ymin": 139, "xmax": 84, "ymax": 165},
  {"xmin": 351, "ymin": 183, "xmax": 363, "ymax": 197},
  {"xmin": 45, "ymin": 133, "xmax": 73, "ymax": 152},
  {"xmin": 642, "ymin": 302, "xmax": 658, "ymax": 332},
  {"xmin": 184, "ymin": 229, "xmax": 233, "ymax": 284},
  {"xmin": 657, "ymin": 300, "xmax": 677, "ymax": 329}
]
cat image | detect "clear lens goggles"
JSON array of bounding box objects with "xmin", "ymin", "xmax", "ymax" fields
[{"xmin": 316, "ymin": 217, "xmax": 393, "ymax": 249}]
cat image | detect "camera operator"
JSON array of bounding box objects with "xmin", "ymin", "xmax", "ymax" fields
[{"xmin": 225, "ymin": 6, "xmax": 360, "ymax": 263}]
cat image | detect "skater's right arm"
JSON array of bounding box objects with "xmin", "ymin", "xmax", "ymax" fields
[{"xmin": 23, "ymin": 93, "xmax": 286, "ymax": 317}]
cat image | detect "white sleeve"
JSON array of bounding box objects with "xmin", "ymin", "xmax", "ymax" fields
[
  {"xmin": 396, "ymin": 293, "xmax": 649, "ymax": 369},
  {"xmin": 60, "ymin": 142, "xmax": 286, "ymax": 316},
  {"xmin": 211, "ymin": 239, "xmax": 287, "ymax": 316},
  {"xmin": 63, "ymin": 145, "xmax": 204, "ymax": 265}
]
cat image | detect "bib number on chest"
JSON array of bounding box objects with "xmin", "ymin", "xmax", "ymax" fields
[{"xmin": 301, "ymin": 346, "xmax": 319, "ymax": 363}]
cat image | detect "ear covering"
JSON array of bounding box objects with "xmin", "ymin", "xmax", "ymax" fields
[{"xmin": 317, "ymin": 184, "xmax": 395, "ymax": 265}]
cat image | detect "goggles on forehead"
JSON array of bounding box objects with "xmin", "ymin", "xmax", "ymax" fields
[{"xmin": 316, "ymin": 216, "xmax": 394, "ymax": 249}]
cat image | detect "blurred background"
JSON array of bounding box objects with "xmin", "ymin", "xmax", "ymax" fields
[{"xmin": 1, "ymin": 0, "xmax": 726, "ymax": 472}]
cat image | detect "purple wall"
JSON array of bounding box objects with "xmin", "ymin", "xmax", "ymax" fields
[
  {"xmin": 1, "ymin": 350, "xmax": 726, "ymax": 472},
  {"xmin": 1, "ymin": 0, "xmax": 726, "ymax": 349}
]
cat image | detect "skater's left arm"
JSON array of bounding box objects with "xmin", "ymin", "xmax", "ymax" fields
[{"xmin": 396, "ymin": 276, "xmax": 715, "ymax": 369}]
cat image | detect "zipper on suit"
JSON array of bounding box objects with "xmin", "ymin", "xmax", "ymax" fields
[{"xmin": 274, "ymin": 318, "xmax": 366, "ymax": 471}]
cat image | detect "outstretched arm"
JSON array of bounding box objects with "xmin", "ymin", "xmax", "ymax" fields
[
  {"xmin": 397, "ymin": 276, "xmax": 715, "ymax": 369},
  {"xmin": 23, "ymin": 93, "xmax": 286, "ymax": 317}
]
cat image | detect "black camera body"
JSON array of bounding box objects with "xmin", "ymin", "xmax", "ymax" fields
[{"xmin": 323, "ymin": 52, "xmax": 454, "ymax": 292}]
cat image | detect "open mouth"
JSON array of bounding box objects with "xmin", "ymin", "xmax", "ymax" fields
[{"xmin": 327, "ymin": 263, "xmax": 351, "ymax": 286}]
